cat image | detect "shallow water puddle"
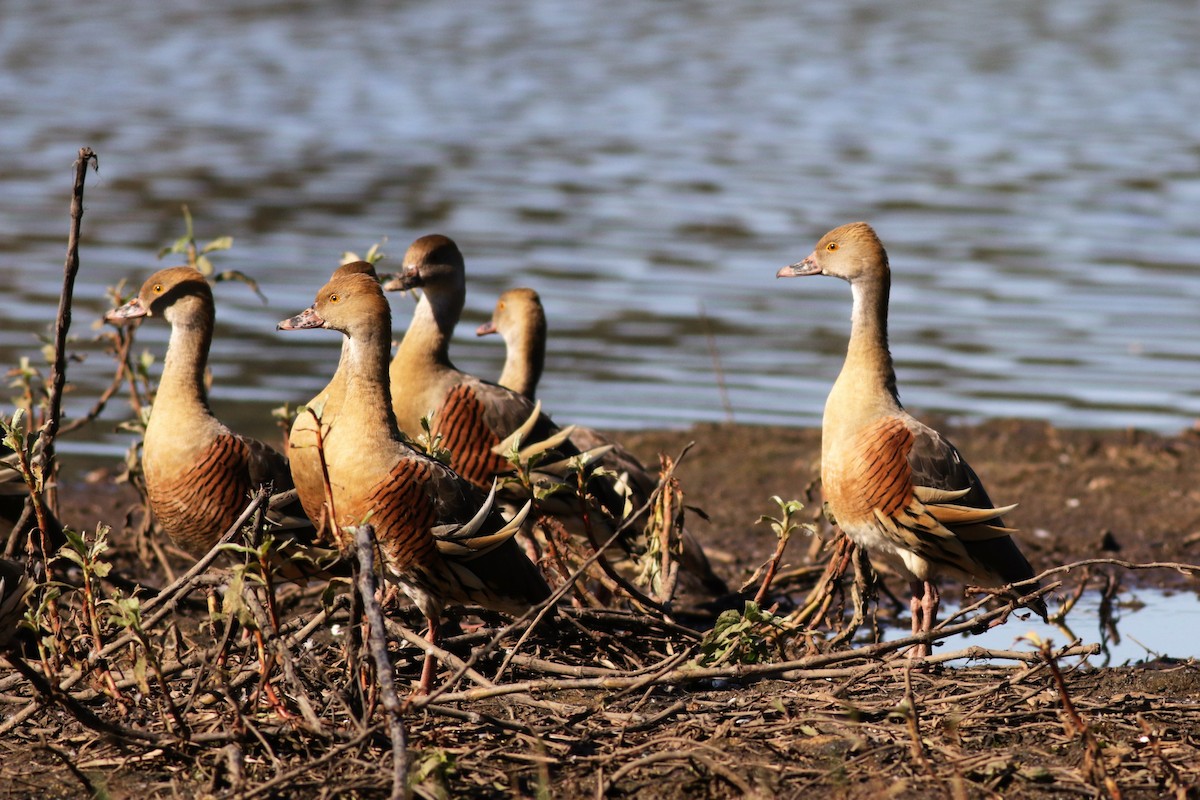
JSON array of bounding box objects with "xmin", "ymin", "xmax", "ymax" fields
[{"xmin": 888, "ymin": 587, "xmax": 1200, "ymax": 665}]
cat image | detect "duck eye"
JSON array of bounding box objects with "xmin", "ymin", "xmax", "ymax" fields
[
  {"xmin": 153, "ymin": 283, "xmax": 163, "ymax": 293},
  {"xmin": 826, "ymin": 242, "xmax": 839, "ymax": 252},
  {"xmin": 328, "ymin": 293, "xmax": 340, "ymax": 303}
]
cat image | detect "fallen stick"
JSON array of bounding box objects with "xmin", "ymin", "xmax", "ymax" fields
[{"xmin": 351, "ymin": 524, "xmax": 408, "ymax": 800}]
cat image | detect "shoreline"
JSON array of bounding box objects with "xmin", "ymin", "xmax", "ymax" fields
[
  {"xmin": 615, "ymin": 418, "xmax": 1200, "ymax": 593},
  {"xmin": 53, "ymin": 417, "xmax": 1200, "ymax": 594}
]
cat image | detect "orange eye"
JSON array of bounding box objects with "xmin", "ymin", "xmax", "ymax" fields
[
  {"xmin": 153, "ymin": 283, "xmax": 164, "ymax": 293},
  {"xmin": 328, "ymin": 293, "xmax": 340, "ymax": 303},
  {"xmin": 826, "ymin": 242, "xmax": 838, "ymax": 252}
]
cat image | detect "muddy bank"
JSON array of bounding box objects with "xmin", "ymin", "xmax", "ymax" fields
[
  {"xmin": 61, "ymin": 419, "xmax": 1200, "ymax": 594},
  {"xmin": 615, "ymin": 419, "xmax": 1200, "ymax": 593},
  {"xmin": 3, "ymin": 418, "xmax": 1194, "ymax": 800}
]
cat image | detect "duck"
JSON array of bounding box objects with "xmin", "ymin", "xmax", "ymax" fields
[
  {"xmin": 475, "ymin": 288, "xmax": 546, "ymax": 403},
  {"xmin": 777, "ymin": 222, "xmax": 1044, "ymax": 654},
  {"xmin": 476, "ymin": 286, "xmax": 729, "ymax": 597},
  {"xmin": 475, "ymin": 288, "xmax": 638, "ymax": 472},
  {"xmin": 475, "ymin": 287, "xmax": 650, "ymax": 490},
  {"xmin": 285, "ymin": 260, "xmax": 378, "ymax": 535},
  {"xmin": 278, "ymin": 264, "xmax": 551, "ymax": 692},
  {"xmin": 382, "ymin": 236, "xmax": 567, "ymax": 489},
  {"xmin": 105, "ymin": 267, "xmax": 331, "ymax": 569},
  {"xmin": 381, "ymin": 238, "xmax": 646, "ymax": 570}
]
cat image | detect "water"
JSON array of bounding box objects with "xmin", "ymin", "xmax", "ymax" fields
[
  {"xmin": 2, "ymin": 0, "xmax": 1200, "ymax": 468},
  {"xmin": 916, "ymin": 587, "xmax": 1200, "ymax": 665}
]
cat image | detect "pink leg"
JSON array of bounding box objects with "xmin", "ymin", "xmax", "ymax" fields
[
  {"xmin": 909, "ymin": 581, "xmax": 924, "ymax": 637},
  {"xmin": 922, "ymin": 581, "xmax": 940, "ymax": 636},
  {"xmin": 416, "ymin": 615, "xmax": 441, "ymax": 695},
  {"xmin": 908, "ymin": 580, "xmax": 941, "ymax": 658}
]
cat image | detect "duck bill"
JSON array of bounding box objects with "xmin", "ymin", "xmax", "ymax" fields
[
  {"xmin": 381, "ymin": 266, "xmax": 422, "ymax": 292},
  {"xmin": 475, "ymin": 320, "xmax": 497, "ymax": 337},
  {"xmin": 277, "ymin": 306, "xmax": 325, "ymax": 330},
  {"xmin": 776, "ymin": 252, "xmax": 822, "ymax": 278},
  {"xmin": 105, "ymin": 297, "xmax": 149, "ymax": 322}
]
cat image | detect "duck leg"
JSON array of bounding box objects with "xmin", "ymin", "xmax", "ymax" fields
[
  {"xmin": 908, "ymin": 579, "xmax": 940, "ymax": 658},
  {"xmin": 417, "ymin": 615, "xmax": 441, "ymax": 695}
]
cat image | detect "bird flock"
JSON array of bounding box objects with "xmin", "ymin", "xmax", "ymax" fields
[{"xmin": 83, "ymin": 221, "xmax": 1044, "ymax": 688}]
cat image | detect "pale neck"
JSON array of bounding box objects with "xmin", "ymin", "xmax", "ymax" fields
[
  {"xmin": 396, "ymin": 288, "xmax": 461, "ymax": 369},
  {"xmin": 499, "ymin": 322, "xmax": 545, "ymax": 400},
  {"xmin": 837, "ymin": 275, "xmax": 900, "ymax": 406},
  {"xmin": 339, "ymin": 324, "xmax": 403, "ymax": 438},
  {"xmin": 153, "ymin": 303, "xmax": 214, "ymax": 417}
]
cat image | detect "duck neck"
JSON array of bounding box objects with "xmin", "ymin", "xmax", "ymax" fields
[
  {"xmin": 340, "ymin": 323, "xmax": 403, "ymax": 439},
  {"xmin": 396, "ymin": 288, "xmax": 461, "ymax": 370},
  {"xmin": 833, "ymin": 274, "xmax": 901, "ymax": 410},
  {"xmin": 153, "ymin": 301, "xmax": 215, "ymax": 421},
  {"xmin": 500, "ymin": 321, "xmax": 545, "ymax": 400}
]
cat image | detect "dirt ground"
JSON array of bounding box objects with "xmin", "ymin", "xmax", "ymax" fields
[
  {"xmin": 2, "ymin": 420, "xmax": 1199, "ymax": 799},
  {"xmin": 619, "ymin": 418, "xmax": 1200, "ymax": 589}
]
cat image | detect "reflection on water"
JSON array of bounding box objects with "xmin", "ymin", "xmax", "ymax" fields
[{"xmin": 2, "ymin": 0, "xmax": 1200, "ymax": 467}]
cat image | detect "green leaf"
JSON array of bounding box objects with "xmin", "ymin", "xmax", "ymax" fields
[
  {"xmin": 221, "ymin": 570, "xmax": 255, "ymax": 627},
  {"xmin": 212, "ymin": 270, "xmax": 267, "ymax": 304},
  {"xmin": 63, "ymin": 528, "xmax": 87, "ymax": 555},
  {"xmin": 217, "ymin": 543, "xmax": 263, "ymax": 558},
  {"xmin": 157, "ymin": 233, "xmax": 192, "ymax": 259},
  {"xmin": 320, "ymin": 579, "xmax": 345, "ymax": 610},
  {"xmin": 105, "ymin": 595, "xmax": 142, "ymax": 629},
  {"xmin": 270, "ymin": 403, "xmax": 298, "ymax": 425},
  {"xmin": 181, "ymin": 204, "xmax": 195, "ymax": 238},
  {"xmin": 132, "ymin": 651, "xmax": 151, "ymax": 695},
  {"xmin": 342, "ymin": 239, "xmax": 388, "ymax": 266},
  {"xmin": 696, "ymin": 601, "xmax": 785, "ymax": 666},
  {"xmin": 302, "ymin": 398, "xmax": 326, "ymax": 419},
  {"xmin": 201, "ymin": 235, "xmax": 233, "ymax": 254}
]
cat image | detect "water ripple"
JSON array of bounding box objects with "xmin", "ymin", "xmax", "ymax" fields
[{"xmin": 2, "ymin": 0, "xmax": 1199, "ymax": 463}]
